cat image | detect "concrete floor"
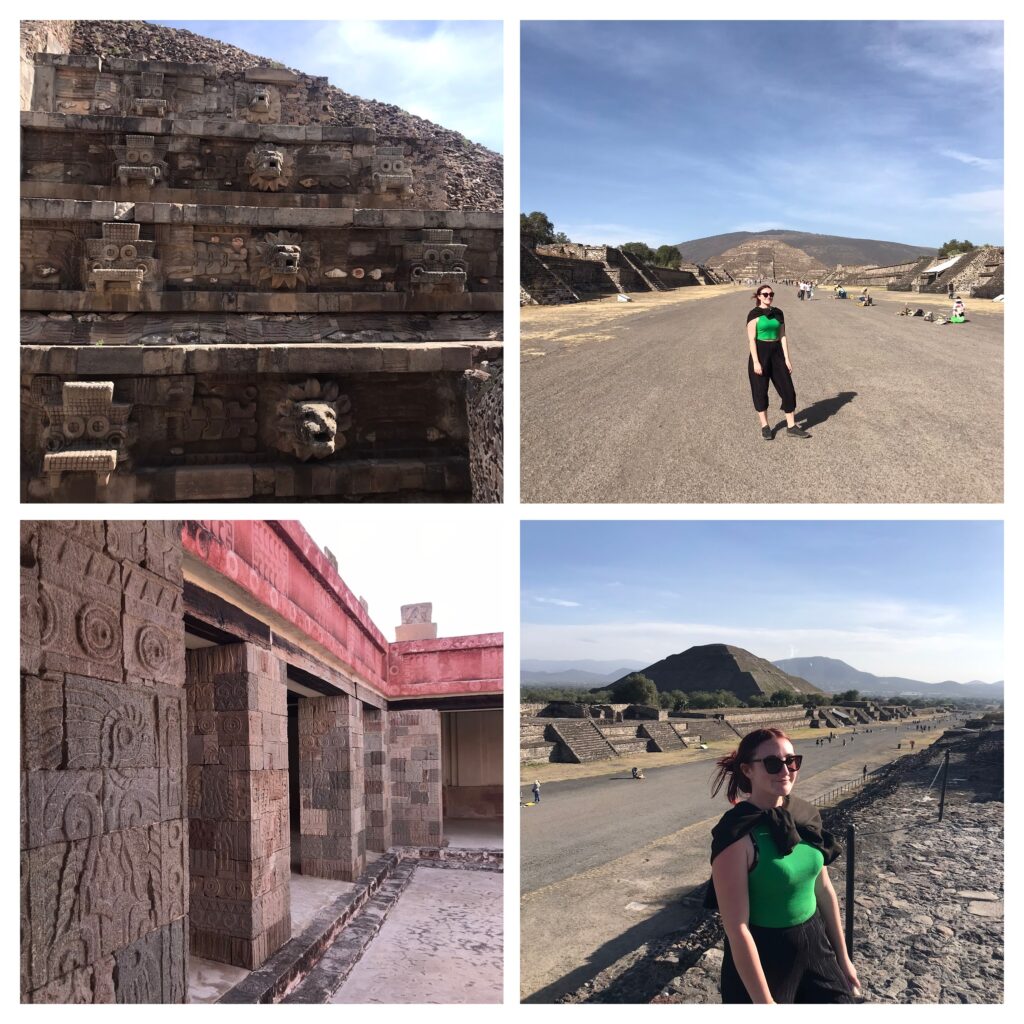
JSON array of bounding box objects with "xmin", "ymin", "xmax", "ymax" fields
[
  {"xmin": 187, "ymin": 956, "xmax": 249, "ymax": 1004},
  {"xmin": 445, "ymin": 816, "xmax": 503, "ymax": 848},
  {"xmin": 290, "ymin": 872, "xmax": 357, "ymax": 937},
  {"xmin": 330, "ymin": 865, "xmax": 503, "ymax": 1003}
]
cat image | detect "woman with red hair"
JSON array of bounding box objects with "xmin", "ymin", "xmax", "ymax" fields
[{"xmin": 706, "ymin": 728, "xmax": 860, "ymax": 1003}]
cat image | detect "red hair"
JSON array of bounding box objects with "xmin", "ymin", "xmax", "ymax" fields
[{"xmin": 711, "ymin": 727, "xmax": 791, "ymax": 803}]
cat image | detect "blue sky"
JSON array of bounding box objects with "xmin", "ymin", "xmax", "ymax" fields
[
  {"xmin": 522, "ymin": 21, "xmax": 1003, "ymax": 248},
  {"xmin": 521, "ymin": 521, "xmax": 1003, "ymax": 683},
  {"xmin": 158, "ymin": 21, "xmax": 503, "ymax": 151}
]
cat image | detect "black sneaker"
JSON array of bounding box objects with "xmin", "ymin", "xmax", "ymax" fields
[
  {"xmin": 787, "ymin": 425, "xmax": 811, "ymax": 438},
  {"xmin": 761, "ymin": 425, "xmax": 773, "ymax": 441}
]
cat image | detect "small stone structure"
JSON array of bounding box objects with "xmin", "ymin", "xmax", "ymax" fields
[{"xmin": 21, "ymin": 31, "xmax": 502, "ymax": 502}]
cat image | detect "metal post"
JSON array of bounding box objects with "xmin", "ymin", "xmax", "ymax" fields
[
  {"xmin": 938, "ymin": 749, "xmax": 951, "ymax": 822},
  {"xmin": 845, "ymin": 823, "xmax": 856, "ymax": 956}
]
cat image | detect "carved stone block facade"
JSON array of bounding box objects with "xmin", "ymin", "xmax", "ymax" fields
[
  {"xmin": 185, "ymin": 644, "xmax": 291, "ymax": 970},
  {"xmin": 20, "ymin": 520, "xmax": 188, "ymax": 1003},
  {"xmin": 298, "ymin": 694, "xmax": 366, "ymax": 880},
  {"xmin": 388, "ymin": 710, "xmax": 443, "ymax": 847},
  {"xmin": 21, "ymin": 50, "xmax": 503, "ymax": 503}
]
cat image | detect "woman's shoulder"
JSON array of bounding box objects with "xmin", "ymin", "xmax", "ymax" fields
[{"xmin": 746, "ymin": 307, "xmax": 762, "ymax": 323}]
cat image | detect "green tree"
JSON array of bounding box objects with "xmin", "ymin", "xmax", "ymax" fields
[
  {"xmin": 685, "ymin": 690, "xmax": 716, "ymax": 708},
  {"xmin": 937, "ymin": 238, "xmax": 976, "ymax": 258},
  {"xmin": 836, "ymin": 689, "xmax": 860, "ymax": 703},
  {"xmin": 747, "ymin": 694, "xmax": 770, "ymax": 708},
  {"xmin": 552, "ymin": 231, "xmax": 572, "ymax": 244},
  {"xmin": 803, "ymin": 693, "xmax": 830, "ymax": 707},
  {"xmin": 654, "ymin": 244, "xmax": 682, "ymax": 269},
  {"xmin": 521, "ymin": 211, "xmax": 556, "ymax": 248},
  {"xmin": 621, "ymin": 241, "xmax": 657, "ymax": 265},
  {"xmin": 770, "ymin": 689, "xmax": 800, "ymax": 706},
  {"xmin": 610, "ymin": 673, "xmax": 659, "ymax": 705},
  {"xmin": 669, "ymin": 690, "xmax": 689, "ymax": 711},
  {"xmin": 658, "ymin": 691, "xmax": 675, "ymax": 710}
]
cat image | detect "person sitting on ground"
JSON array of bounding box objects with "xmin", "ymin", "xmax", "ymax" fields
[
  {"xmin": 632, "ymin": 766, "xmax": 645, "ymax": 779},
  {"xmin": 706, "ymin": 728, "xmax": 860, "ymax": 1003},
  {"xmin": 950, "ymin": 296, "xmax": 967, "ymax": 322}
]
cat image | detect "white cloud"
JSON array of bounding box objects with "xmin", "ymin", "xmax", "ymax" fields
[
  {"xmin": 939, "ymin": 149, "xmax": 1001, "ymax": 170},
  {"xmin": 303, "ymin": 21, "xmax": 502, "ymax": 151},
  {"xmin": 534, "ymin": 597, "xmax": 581, "ymax": 608}
]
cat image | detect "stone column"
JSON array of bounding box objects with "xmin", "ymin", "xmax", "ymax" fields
[
  {"xmin": 298, "ymin": 694, "xmax": 366, "ymax": 880},
  {"xmin": 388, "ymin": 710, "xmax": 442, "ymax": 847},
  {"xmin": 363, "ymin": 706, "xmax": 390, "ymax": 853},
  {"xmin": 185, "ymin": 644, "xmax": 290, "ymax": 970},
  {"xmin": 21, "ymin": 520, "xmax": 188, "ymax": 1003}
]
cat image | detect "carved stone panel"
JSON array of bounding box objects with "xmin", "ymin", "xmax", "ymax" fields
[
  {"xmin": 372, "ymin": 145, "xmax": 414, "ymax": 195},
  {"xmin": 403, "ymin": 229, "xmax": 467, "ymax": 293},
  {"xmin": 84, "ymin": 223, "xmax": 160, "ymax": 294},
  {"xmin": 266, "ymin": 378, "xmax": 353, "ymax": 461}
]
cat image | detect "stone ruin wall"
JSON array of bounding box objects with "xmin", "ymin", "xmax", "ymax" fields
[
  {"xmin": 21, "ymin": 520, "xmax": 189, "ymax": 1003},
  {"xmin": 21, "ymin": 45, "xmax": 503, "ymax": 504},
  {"xmin": 464, "ymin": 360, "xmax": 503, "ymax": 503}
]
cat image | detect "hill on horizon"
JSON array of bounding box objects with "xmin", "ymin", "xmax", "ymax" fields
[
  {"xmin": 774, "ymin": 656, "xmax": 1004, "ymax": 699},
  {"xmin": 605, "ymin": 643, "xmax": 821, "ymax": 700},
  {"xmin": 675, "ymin": 229, "xmax": 934, "ymax": 269}
]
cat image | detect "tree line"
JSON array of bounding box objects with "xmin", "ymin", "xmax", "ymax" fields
[
  {"xmin": 521, "ymin": 211, "xmax": 682, "ymax": 269},
  {"xmin": 521, "ymin": 674, "xmax": 985, "ymax": 711}
]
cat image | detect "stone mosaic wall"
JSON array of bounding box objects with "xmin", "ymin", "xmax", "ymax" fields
[
  {"xmin": 363, "ymin": 706, "xmax": 391, "ymax": 853},
  {"xmin": 20, "ymin": 519, "xmax": 188, "ymax": 1003},
  {"xmin": 298, "ymin": 694, "xmax": 366, "ymax": 880},
  {"xmin": 465, "ymin": 360, "xmax": 503, "ymax": 503},
  {"xmin": 388, "ymin": 710, "xmax": 442, "ymax": 847},
  {"xmin": 185, "ymin": 643, "xmax": 290, "ymax": 970}
]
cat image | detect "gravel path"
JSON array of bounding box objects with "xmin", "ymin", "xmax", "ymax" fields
[{"xmin": 521, "ymin": 288, "xmax": 1003, "ymax": 503}]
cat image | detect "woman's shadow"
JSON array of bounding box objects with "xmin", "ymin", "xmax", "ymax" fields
[{"xmin": 793, "ymin": 390, "xmax": 857, "ymax": 429}]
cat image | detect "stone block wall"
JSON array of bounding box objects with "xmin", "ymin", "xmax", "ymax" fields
[
  {"xmin": 20, "ymin": 519, "xmax": 188, "ymax": 1003},
  {"xmin": 297, "ymin": 694, "xmax": 366, "ymax": 880},
  {"xmin": 363, "ymin": 707, "xmax": 391, "ymax": 853},
  {"xmin": 185, "ymin": 643, "xmax": 290, "ymax": 970},
  {"xmin": 388, "ymin": 710, "xmax": 442, "ymax": 847},
  {"xmin": 465, "ymin": 359, "xmax": 503, "ymax": 503}
]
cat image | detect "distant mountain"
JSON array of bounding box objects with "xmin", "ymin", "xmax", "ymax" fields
[
  {"xmin": 521, "ymin": 658, "xmax": 645, "ymax": 675},
  {"xmin": 607, "ymin": 644, "xmax": 821, "ymax": 699},
  {"xmin": 674, "ymin": 229, "xmax": 933, "ymax": 269},
  {"xmin": 774, "ymin": 656, "xmax": 1004, "ymax": 699},
  {"xmin": 520, "ymin": 667, "xmax": 640, "ymax": 687}
]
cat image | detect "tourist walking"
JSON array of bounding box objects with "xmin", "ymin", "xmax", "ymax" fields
[
  {"xmin": 532, "ymin": 780, "xmax": 541, "ymax": 803},
  {"xmin": 746, "ymin": 285, "xmax": 810, "ymax": 440},
  {"xmin": 705, "ymin": 728, "xmax": 860, "ymax": 1003}
]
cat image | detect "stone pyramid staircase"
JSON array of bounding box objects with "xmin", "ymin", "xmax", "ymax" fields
[
  {"xmin": 548, "ymin": 719, "xmax": 618, "ymax": 763},
  {"xmin": 639, "ymin": 720, "xmax": 687, "ymax": 752},
  {"xmin": 595, "ymin": 722, "xmax": 650, "ymax": 756},
  {"xmin": 520, "ymin": 244, "xmax": 580, "ymax": 305}
]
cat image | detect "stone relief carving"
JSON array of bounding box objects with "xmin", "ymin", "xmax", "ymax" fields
[
  {"xmin": 372, "ymin": 146, "xmax": 414, "ymax": 195},
  {"xmin": 271, "ymin": 378, "xmax": 352, "ymax": 461},
  {"xmin": 238, "ymin": 82, "xmax": 281, "ymax": 124},
  {"xmin": 85, "ymin": 223, "xmax": 160, "ymax": 294},
  {"xmin": 401, "ymin": 603, "xmax": 432, "ymax": 624},
  {"xmin": 129, "ymin": 72, "xmax": 168, "ymax": 117},
  {"xmin": 112, "ymin": 135, "xmax": 168, "ymax": 188},
  {"xmin": 245, "ymin": 143, "xmax": 292, "ymax": 192},
  {"xmin": 403, "ymin": 228, "xmax": 467, "ymax": 293},
  {"xmin": 21, "ymin": 228, "xmax": 76, "ymax": 290},
  {"xmin": 252, "ymin": 230, "xmax": 318, "ymax": 290},
  {"xmin": 91, "ymin": 77, "xmax": 120, "ymax": 116},
  {"xmin": 41, "ymin": 381, "xmax": 134, "ymax": 489}
]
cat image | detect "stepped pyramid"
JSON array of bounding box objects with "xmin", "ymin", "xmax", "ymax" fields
[
  {"xmin": 610, "ymin": 643, "xmax": 821, "ymax": 700},
  {"xmin": 710, "ymin": 238, "xmax": 827, "ymax": 281}
]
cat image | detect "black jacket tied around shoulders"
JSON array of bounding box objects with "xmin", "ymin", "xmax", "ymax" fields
[{"xmin": 703, "ymin": 795, "xmax": 841, "ymax": 911}]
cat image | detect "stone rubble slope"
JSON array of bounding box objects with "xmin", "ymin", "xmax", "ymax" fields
[{"xmin": 66, "ymin": 19, "xmax": 502, "ymax": 211}]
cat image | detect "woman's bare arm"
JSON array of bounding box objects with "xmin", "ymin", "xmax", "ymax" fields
[
  {"xmin": 747, "ymin": 319, "xmax": 762, "ymax": 374},
  {"xmin": 780, "ymin": 329, "xmax": 792, "ymax": 369},
  {"xmin": 814, "ymin": 867, "xmax": 860, "ymax": 991},
  {"xmin": 712, "ymin": 838, "xmax": 775, "ymax": 1003}
]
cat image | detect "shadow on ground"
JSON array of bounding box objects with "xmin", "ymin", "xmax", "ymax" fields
[
  {"xmin": 523, "ymin": 889, "xmax": 704, "ymax": 1004},
  {"xmin": 797, "ymin": 390, "xmax": 858, "ymax": 428}
]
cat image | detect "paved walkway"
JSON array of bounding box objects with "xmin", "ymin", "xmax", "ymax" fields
[
  {"xmin": 330, "ymin": 866, "xmax": 503, "ymax": 1003},
  {"xmin": 521, "ymin": 288, "xmax": 1003, "ymax": 503}
]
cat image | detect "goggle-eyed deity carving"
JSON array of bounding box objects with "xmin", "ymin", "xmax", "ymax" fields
[
  {"xmin": 246, "ymin": 143, "xmax": 292, "ymax": 192},
  {"xmin": 113, "ymin": 134, "xmax": 168, "ymax": 187},
  {"xmin": 40, "ymin": 381, "xmax": 133, "ymax": 489},
  {"xmin": 253, "ymin": 230, "xmax": 318, "ymax": 290},
  {"xmin": 372, "ymin": 146, "xmax": 414, "ymax": 195},
  {"xmin": 272, "ymin": 378, "xmax": 352, "ymax": 461},
  {"xmin": 240, "ymin": 81, "xmax": 281, "ymax": 124},
  {"xmin": 130, "ymin": 72, "xmax": 169, "ymax": 117},
  {"xmin": 403, "ymin": 229, "xmax": 467, "ymax": 293},
  {"xmin": 85, "ymin": 222, "xmax": 160, "ymax": 294}
]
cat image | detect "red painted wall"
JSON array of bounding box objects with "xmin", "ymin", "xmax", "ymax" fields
[
  {"xmin": 388, "ymin": 633, "xmax": 504, "ymax": 698},
  {"xmin": 182, "ymin": 521, "xmax": 502, "ymax": 699}
]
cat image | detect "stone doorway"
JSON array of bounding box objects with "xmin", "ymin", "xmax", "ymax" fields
[{"xmin": 441, "ymin": 709, "xmax": 503, "ymax": 848}]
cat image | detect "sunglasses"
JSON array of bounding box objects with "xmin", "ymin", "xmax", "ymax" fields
[
  {"xmin": 748, "ymin": 754, "xmax": 803, "ymax": 774},
  {"xmin": 759, "ymin": 291, "xmax": 774, "ymax": 298}
]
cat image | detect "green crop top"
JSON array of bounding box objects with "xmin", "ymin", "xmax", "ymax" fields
[
  {"xmin": 747, "ymin": 306, "xmax": 784, "ymax": 341},
  {"xmin": 747, "ymin": 823, "xmax": 823, "ymax": 928}
]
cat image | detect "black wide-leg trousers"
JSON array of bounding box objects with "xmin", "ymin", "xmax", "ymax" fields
[
  {"xmin": 747, "ymin": 339, "xmax": 796, "ymax": 414},
  {"xmin": 721, "ymin": 911, "xmax": 854, "ymax": 1003}
]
